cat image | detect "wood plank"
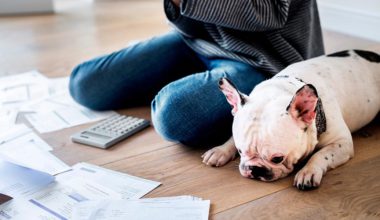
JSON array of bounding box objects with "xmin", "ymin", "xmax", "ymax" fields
[
  {"xmin": 213, "ymin": 155, "xmax": 380, "ymax": 220},
  {"xmin": 103, "ymin": 144, "xmax": 292, "ymax": 214},
  {"xmin": 39, "ymin": 107, "xmax": 175, "ymax": 166},
  {"xmin": 0, "ymin": 0, "xmax": 169, "ymax": 76}
]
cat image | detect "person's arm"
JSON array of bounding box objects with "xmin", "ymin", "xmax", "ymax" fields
[{"xmin": 166, "ymin": 0, "xmax": 290, "ymax": 32}]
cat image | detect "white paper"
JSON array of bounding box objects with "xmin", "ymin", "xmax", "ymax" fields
[
  {"xmin": 26, "ymin": 179, "xmax": 121, "ymax": 220},
  {"xmin": 0, "ymin": 199, "xmax": 60, "ymax": 220},
  {"xmin": 0, "ymin": 71, "xmax": 49, "ymax": 109},
  {"xmin": 0, "ymin": 144, "xmax": 70, "ymax": 176},
  {"xmin": 0, "ymin": 124, "xmax": 52, "ymax": 151},
  {"xmin": 73, "ymin": 199, "xmax": 210, "ymax": 220},
  {"xmin": 0, "ymin": 159, "xmax": 55, "ymax": 198},
  {"xmin": 24, "ymin": 91, "xmax": 116, "ymax": 133},
  {"xmin": 57, "ymin": 163, "xmax": 161, "ymax": 200},
  {"xmin": 0, "ymin": 124, "xmax": 70, "ymax": 175},
  {"xmin": 0, "ymin": 109, "xmax": 17, "ymax": 132},
  {"xmin": 0, "ymin": 71, "xmax": 115, "ymax": 133},
  {"xmin": 47, "ymin": 77, "xmax": 69, "ymax": 96}
]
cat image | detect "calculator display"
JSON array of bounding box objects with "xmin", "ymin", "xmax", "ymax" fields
[{"xmin": 81, "ymin": 131, "xmax": 111, "ymax": 140}]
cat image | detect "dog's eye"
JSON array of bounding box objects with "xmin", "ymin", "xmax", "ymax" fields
[
  {"xmin": 271, "ymin": 156, "xmax": 284, "ymax": 164},
  {"xmin": 238, "ymin": 149, "xmax": 242, "ymax": 154}
]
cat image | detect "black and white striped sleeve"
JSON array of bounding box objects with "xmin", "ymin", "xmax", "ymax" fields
[{"xmin": 176, "ymin": 0, "xmax": 290, "ymax": 31}]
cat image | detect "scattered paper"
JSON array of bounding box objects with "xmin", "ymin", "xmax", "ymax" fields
[
  {"xmin": 0, "ymin": 125, "xmax": 70, "ymax": 175},
  {"xmin": 57, "ymin": 163, "xmax": 161, "ymax": 199},
  {"xmin": 0, "ymin": 144, "xmax": 70, "ymax": 176},
  {"xmin": 0, "ymin": 109, "xmax": 17, "ymax": 133},
  {"xmin": 0, "ymin": 159, "xmax": 55, "ymax": 198},
  {"xmin": 0, "ymin": 71, "xmax": 49, "ymax": 109},
  {"xmin": 0, "ymin": 124, "xmax": 52, "ymax": 151},
  {"xmin": 0, "ymin": 162, "xmax": 161, "ymax": 220},
  {"xmin": 0, "ymin": 198, "xmax": 59, "ymax": 220},
  {"xmin": 26, "ymin": 180, "xmax": 121, "ymax": 220},
  {"xmin": 24, "ymin": 92, "xmax": 116, "ymax": 133},
  {"xmin": 73, "ymin": 196, "xmax": 210, "ymax": 220},
  {"xmin": 0, "ymin": 71, "xmax": 116, "ymax": 134}
]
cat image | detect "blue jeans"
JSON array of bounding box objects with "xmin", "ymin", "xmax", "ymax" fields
[{"xmin": 69, "ymin": 32, "xmax": 268, "ymax": 147}]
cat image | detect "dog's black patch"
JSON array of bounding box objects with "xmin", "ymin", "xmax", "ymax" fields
[
  {"xmin": 276, "ymin": 75, "xmax": 289, "ymax": 79},
  {"xmin": 315, "ymin": 99, "xmax": 327, "ymax": 136},
  {"xmin": 354, "ymin": 50, "xmax": 380, "ymax": 63},
  {"xmin": 327, "ymin": 50, "xmax": 350, "ymax": 57},
  {"xmin": 325, "ymin": 157, "xmax": 328, "ymax": 160},
  {"xmin": 295, "ymin": 77, "xmax": 305, "ymax": 83}
]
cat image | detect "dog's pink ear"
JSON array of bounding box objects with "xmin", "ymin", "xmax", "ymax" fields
[
  {"xmin": 219, "ymin": 77, "xmax": 247, "ymax": 115},
  {"xmin": 287, "ymin": 84, "xmax": 319, "ymax": 125}
]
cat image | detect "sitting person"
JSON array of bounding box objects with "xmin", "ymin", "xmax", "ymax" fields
[{"xmin": 69, "ymin": 0, "xmax": 324, "ymax": 164}]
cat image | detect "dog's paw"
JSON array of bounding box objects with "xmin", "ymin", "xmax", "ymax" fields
[
  {"xmin": 201, "ymin": 146, "xmax": 236, "ymax": 167},
  {"xmin": 294, "ymin": 166, "xmax": 324, "ymax": 190}
]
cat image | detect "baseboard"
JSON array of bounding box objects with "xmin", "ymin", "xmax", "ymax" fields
[
  {"xmin": 318, "ymin": 0, "xmax": 380, "ymax": 42},
  {"xmin": 0, "ymin": 0, "xmax": 54, "ymax": 15}
]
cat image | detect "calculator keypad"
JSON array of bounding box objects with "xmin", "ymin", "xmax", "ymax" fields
[{"xmin": 71, "ymin": 114, "xmax": 150, "ymax": 148}]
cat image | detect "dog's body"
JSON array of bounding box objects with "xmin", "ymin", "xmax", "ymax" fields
[{"xmin": 202, "ymin": 49, "xmax": 380, "ymax": 190}]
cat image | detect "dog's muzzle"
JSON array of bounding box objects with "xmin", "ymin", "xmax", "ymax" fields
[{"xmin": 250, "ymin": 166, "xmax": 273, "ymax": 181}]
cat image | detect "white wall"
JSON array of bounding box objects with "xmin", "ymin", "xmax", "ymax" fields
[{"xmin": 318, "ymin": 0, "xmax": 380, "ymax": 42}]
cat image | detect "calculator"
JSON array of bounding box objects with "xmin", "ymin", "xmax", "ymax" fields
[{"xmin": 71, "ymin": 114, "xmax": 150, "ymax": 149}]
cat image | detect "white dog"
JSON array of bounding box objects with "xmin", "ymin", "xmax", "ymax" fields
[{"xmin": 202, "ymin": 49, "xmax": 380, "ymax": 190}]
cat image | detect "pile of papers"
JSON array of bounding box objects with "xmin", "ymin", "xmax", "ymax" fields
[
  {"xmin": 0, "ymin": 71, "xmax": 211, "ymax": 219},
  {"xmin": 0, "ymin": 71, "xmax": 116, "ymax": 133},
  {"xmin": 0, "ymin": 158, "xmax": 210, "ymax": 220},
  {"xmin": 74, "ymin": 196, "xmax": 210, "ymax": 220},
  {"xmin": 0, "ymin": 125, "xmax": 70, "ymax": 176},
  {"xmin": 0, "ymin": 161, "xmax": 162, "ymax": 220}
]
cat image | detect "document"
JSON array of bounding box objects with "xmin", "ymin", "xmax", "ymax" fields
[
  {"xmin": 0, "ymin": 109, "xmax": 17, "ymax": 133},
  {"xmin": 0, "ymin": 198, "xmax": 59, "ymax": 220},
  {"xmin": 5, "ymin": 162, "xmax": 160, "ymax": 220},
  {"xmin": 0, "ymin": 71, "xmax": 116, "ymax": 133},
  {"xmin": 0, "ymin": 71, "xmax": 49, "ymax": 109},
  {"xmin": 0, "ymin": 159, "xmax": 55, "ymax": 198},
  {"xmin": 24, "ymin": 92, "xmax": 116, "ymax": 133},
  {"xmin": 57, "ymin": 163, "xmax": 161, "ymax": 199},
  {"xmin": 72, "ymin": 197, "xmax": 210, "ymax": 220},
  {"xmin": 0, "ymin": 125, "xmax": 70, "ymax": 175},
  {"xmin": 26, "ymin": 179, "xmax": 121, "ymax": 220},
  {"xmin": 0, "ymin": 124, "xmax": 52, "ymax": 151}
]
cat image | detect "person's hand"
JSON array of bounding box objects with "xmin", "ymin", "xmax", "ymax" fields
[{"xmin": 172, "ymin": 0, "xmax": 181, "ymax": 7}]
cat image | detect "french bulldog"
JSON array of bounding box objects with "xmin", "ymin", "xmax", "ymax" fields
[{"xmin": 201, "ymin": 49, "xmax": 380, "ymax": 190}]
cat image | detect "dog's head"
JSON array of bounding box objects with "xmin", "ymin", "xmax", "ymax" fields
[{"xmin": 219, "ymin": 77, "xmax": 319, "ymax": 181}]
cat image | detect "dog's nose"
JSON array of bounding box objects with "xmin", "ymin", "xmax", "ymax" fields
[{"xmin": 250, "ymin": 166, "xmax": 273, "ymax": 180}]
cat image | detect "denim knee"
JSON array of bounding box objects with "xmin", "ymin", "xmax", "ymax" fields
[
  {"xmin": 151, "ymin": 78, "xmax": 232, "ymax": 148},
  {"xmin": 151, "ymin": 86, "xmax": 185, "ymax": 144},
  {"xmin": 69, "ymin": 63, "xmax": 107, "ymax": 110}
]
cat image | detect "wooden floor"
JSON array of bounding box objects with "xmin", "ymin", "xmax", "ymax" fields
[{"xmin": 1, "ymin": 0, "xmax": 380, "ymax": 219}]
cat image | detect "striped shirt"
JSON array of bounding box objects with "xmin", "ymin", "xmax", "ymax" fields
[{"xmin": 164, "ymin": 0, "xmax": 325, "ymax": 75}]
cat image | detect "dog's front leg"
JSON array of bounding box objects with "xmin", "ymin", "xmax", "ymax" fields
[
  {"xmin": 294, "ymin": 136, "xmax": 354, "ymax": 190},
  {"xmin": 202, "ymin": 137, "xmax": 237, "ymax": 167}
]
